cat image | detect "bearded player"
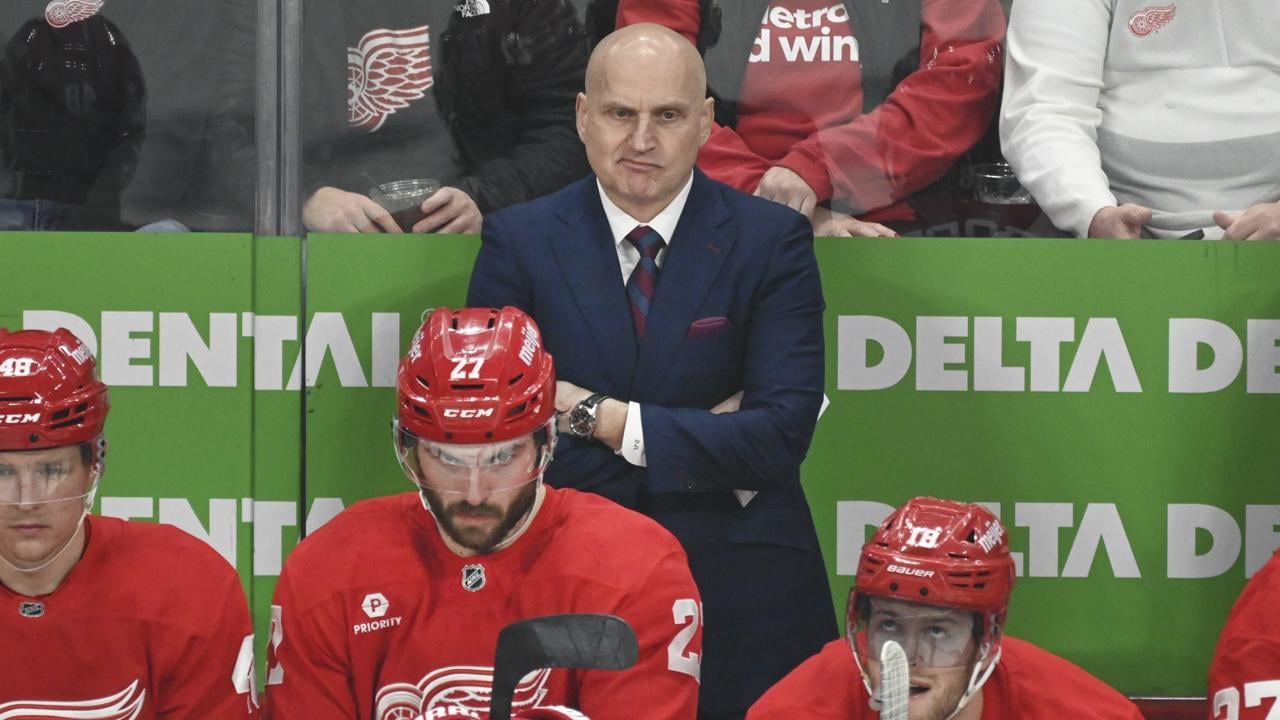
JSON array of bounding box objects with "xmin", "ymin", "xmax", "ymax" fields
[
  {"xmin": 1207, "ymin": 545, "xmax": 1280, "ymax": 720},
  {"xmin": 747, "ymin": 497, "xmax": 1143, "ymax": 720},
  {"xmin": 0, "ymin": 328, "xmax": 258, "ymax": 716},
  {"xmin": 264, "ymin": 306, "xmax": 701, "ymax": 719}
]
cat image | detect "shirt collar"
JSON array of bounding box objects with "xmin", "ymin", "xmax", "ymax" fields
[{"xmin": 597, "ymin": 172, "xmax": 694, "ymax": 249}]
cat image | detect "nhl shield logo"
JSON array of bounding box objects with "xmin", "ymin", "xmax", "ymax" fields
[
  {"xmin": 19, "ymin": 601, "xmax": 44, "ymax": 618},
  {"xmin": 461, "ymin": 564, "xmax": 486, "ymax": 592}
]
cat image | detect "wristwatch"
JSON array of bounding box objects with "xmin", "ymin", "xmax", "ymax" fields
[{"xmin": 567, "ymin": 393, "xmax": 609, "ymax": 440}]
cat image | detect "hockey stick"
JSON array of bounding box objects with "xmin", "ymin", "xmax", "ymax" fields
[
  {"xmin": 874, "ymin": 640, "xmax": 910, "ymax": 720},
  {"xmin": 489, "ymin": 613, "xmax": 639, "ymax": 720}
]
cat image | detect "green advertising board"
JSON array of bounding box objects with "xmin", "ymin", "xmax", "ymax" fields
[{"xmin": 2, "ymin": 231, "xmax": 1277, "ymax": 698}]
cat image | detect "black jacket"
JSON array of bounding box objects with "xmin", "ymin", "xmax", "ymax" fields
[{"xmin": 303, "ymin": 0, "xmax": 590, "ymax": 214}]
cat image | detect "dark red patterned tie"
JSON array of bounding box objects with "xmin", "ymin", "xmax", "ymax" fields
[{"xmin": 625, "ymin": 225, "xmax": 666, "ymax": 337}]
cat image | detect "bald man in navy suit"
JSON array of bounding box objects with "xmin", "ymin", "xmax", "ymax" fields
[{"xmin": 467, "ymin": 24, "xmax": 836, "ymax": 720}]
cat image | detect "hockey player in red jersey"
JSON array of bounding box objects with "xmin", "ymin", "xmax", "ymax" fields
[
  {"xmin": 0, "ymin": 328, "xmax": 258, "ymax": 717},
  {"xmin": 747, "ymin": 497, "xmax": 1143, "ymax": 720},
  {"xmin": 1208, "ymin": 547, "xmax": 1280, "ymax": 720},
  {"xmin": 264, "ymin": 306, "xmax": 702, "ymax": 719}
]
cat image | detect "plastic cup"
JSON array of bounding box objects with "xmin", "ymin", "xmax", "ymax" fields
[
  {"xmin": 369, "ymin": 178, "xmax": 441, "ymax": 231},
  {"xmin": 971, "ymin": 163, "xmax": 1033, "ymax": 206}
]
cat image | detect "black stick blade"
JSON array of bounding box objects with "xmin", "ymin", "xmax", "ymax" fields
[{"xmin": 489, "ymin": 614, "xmax": 639, "ymax": 720}]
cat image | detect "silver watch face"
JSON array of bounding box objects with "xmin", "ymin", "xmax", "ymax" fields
[{"xmin": 568, "ymin": 396, "xmax": 602, "ymax": 437}]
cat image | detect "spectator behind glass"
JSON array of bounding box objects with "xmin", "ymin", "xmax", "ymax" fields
[
  {"xmin": 617, "ymin": 0, "xmax": 1006, "ymax": 237},
  {"xmin": 0, "ymin": 4, "xmax": 145, "ymax": 231},
  {"xmin": 296, "ymin": 0, "xmax": 591, "ymax": 234},
  {"xmin": 1001, "ymin": 1, "xmax": 1280, "ymax": 240}
]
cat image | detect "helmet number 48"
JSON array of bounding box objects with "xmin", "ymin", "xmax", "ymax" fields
[{"xmin": 0, "ymin": 358, "xmax": 37, "ymax": 377}]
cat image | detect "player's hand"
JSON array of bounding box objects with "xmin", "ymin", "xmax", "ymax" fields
[
  {"xmin": 412, "ymin": 187, "xmax": 483, "ymax": 234},
  {"xmin": 1087, "ymin": 204, "xmax": 1151, "ymax": 239},
  {"xmin": 302, "ymin": 186, "xmax": 401, "ymax": 233},
  {"xmin": 710, "ymin": 390, "xmax": 743, "ymax": 414},
  {"xmin": 1214, "ymin": 202, "xmax": 1280, "ymax": 241},
  {"xmin": 754, "ymin": 166, "xmax": 818, "ymax": 220},
  {"xmin": 555, "ymin": 380, "xmax": 592, "ymax": 415},
  {"xmin": 812, "ymin": 207, "xmax": 899, "ymax": 237}
]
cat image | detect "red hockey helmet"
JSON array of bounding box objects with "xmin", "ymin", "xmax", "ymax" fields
[
  {"xmin": 850, "ymin": 497, "xmax": 1014, "ymax": 632},
  {"xmin": 396, "ymin": 306, "xmax": 555, "ymax": 444},
  {"xmin": 0, "ymin": 328, "xmax": 108, "ymax": 451}
]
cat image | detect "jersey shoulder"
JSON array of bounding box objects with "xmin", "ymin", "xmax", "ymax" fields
[
  {"xmin": 276, "ymin": 493, "xmax": 425, "ymax": 602},
  {"xmin": 84, "ymin": 516, "xmax": 244, "ymax": 629},
  {"xmin": 549, "ymin": 488, "xmax": 691, "ymax": 569},
  {"xmin": 995, "ymin": 637, "xmax": 1142, "ymax": 719},
  {"xmin": 1218, "ymin": 550, "xmax": 1280, "ymax": 640},
  {"xmin": 747, "ymin": 638, "xmax": 865, "ymax": 719}
]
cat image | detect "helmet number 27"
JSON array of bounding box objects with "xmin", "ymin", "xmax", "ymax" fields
[{"xmin": 450, "ymin": 358, "xmax": 485, "ymax": 381}]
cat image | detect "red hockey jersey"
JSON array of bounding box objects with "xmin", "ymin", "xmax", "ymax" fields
[
  {"xmin": 265, "ymin": 487, "xmax": 702, "ymax": 719},
  {"xmin": 1208, "ymin": 550, "xmax": 1280, "ymax": 720},
  {"xmin": 747, "ymin": 636, "xmax": 1143, "ymax": 719},
  {"xmin": 0, "ymin": 515, "xmax": 258, "ymax": 717}
]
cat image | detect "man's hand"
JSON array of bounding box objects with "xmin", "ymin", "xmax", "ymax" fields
[
  {"xmin": 754, "ymin": 166, "xmax": 818, "ymax": 220},
  {"xmin": 710, "ymin": 390, "xmax": 743, "ymax": 415},
  {"xmin": 412, "ymin": 187, "xmax": 483, "ymax": 234},
  {"xmin": 554, "ymin": 380, "xmax": 625, "ymax": 451},
  {"xmin": 1087, "ymin": 204, "xmax": 1152, "ymax": 239},
  {"xmin": 1214, "ymin": 202, "xmax": 1280, "ymax": 241},
  {"xmin": 812, "ymin": 207, "xmax": 898, "ymax": 238},
  {"xmin": 302, "ymin": 186, "xmax": 401, "ymax": 233},
  {"xmin": 555, "ymin": 380, "xmax": 593, "ymax": 415}
]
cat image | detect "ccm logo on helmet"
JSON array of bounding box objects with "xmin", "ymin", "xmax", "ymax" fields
[
  {"xmin": 0, "ymin": 413, "xmax": 40, "ymax": 425},
  {"xmin": 887, "ymin": 564, "xmax": 935, "ymax": 578},
  {"xmin": 442, "ymin": 408, "xmax": 495, "ymax": 419}
]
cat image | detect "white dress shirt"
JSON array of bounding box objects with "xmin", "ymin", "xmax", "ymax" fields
[{"xmin": 595, "ymin": 173, "xmax": 694, "ymax": 468}]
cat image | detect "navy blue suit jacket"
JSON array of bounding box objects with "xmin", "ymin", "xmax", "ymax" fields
[{"xmin": 467, "ymin": 169, "xmax": 836, "ymax": 716}]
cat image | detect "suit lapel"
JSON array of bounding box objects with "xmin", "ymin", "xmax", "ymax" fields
[
  {"xmin": 634, "ymin": 171, "xmax": 735, "ymax": 394},
  {"xmin": 549, "ymin": 178, "xmax": 638, "ymax": 393}
]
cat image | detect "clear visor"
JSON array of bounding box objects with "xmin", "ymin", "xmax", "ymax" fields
[
  {"xmin": 858, "ymin": 600, "xmax": 978, "ymax": 669},
  {"xmin": 394, "ymin": 419, "xmax": 554, "ymax": 497},
  {"xmin": 0, "ymin": 442, "xmax": 102, "ymax": 507}
]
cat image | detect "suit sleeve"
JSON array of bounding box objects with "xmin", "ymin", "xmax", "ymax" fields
[
  {"xmin": 641, "ymin": 211, "xmax": 824, "ymax": 493},
  {"xmin": 1000, "ymin": 0, "xmax": 1117, "ymax": 237},
  {"xmin": 467, "ymin": 210, "xmax": 535, "ymax": 311},
  {"xmin": 781, "ymin": 0, "xmax": 1006, "ymax": 213},
  {"xmin": 577, "ymin": 549, "xmax": 702, "ymax": 720},
  {"xmin": 156, "ymin": 561, "xmax": 260, "ymax": 718},
  {"xmin": 263, "ymin": 566, "xmax": 359, "ymax": 718}
]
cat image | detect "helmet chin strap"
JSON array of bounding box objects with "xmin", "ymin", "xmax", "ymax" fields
[
  {"xmin": 854, "ymin": 636, "xmax": 1002, "ymax": 719},
  {"xmin": 942, "ymin": 643, "xmax": 1002, "ymax": 720},
  {"xmin": 0, "ymin": 507, "xmax": 88, "ymax": 575},
  {"xmin": 0, "ymin": 469, "xmax": 100, "ymax": 576},
  {"xmin": 417, "ymin": 476, "xmax": 546, "ymax": 556}
]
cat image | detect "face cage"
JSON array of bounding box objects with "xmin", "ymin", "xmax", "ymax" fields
[
  {"xmin": 847, "ymin": 593, "xmax": 1004, "ymax": 719},
  {"xmin": 0, "ymin": 436, "xmax": 105, "ymax": 510},
  {"xmin": 392, "ymin": 418, "xmax": 555, "ymax": 497}
]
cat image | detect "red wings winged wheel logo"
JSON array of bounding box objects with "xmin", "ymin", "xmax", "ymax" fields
[
  {"xmin": 348, "ymin": 26, "xmax": 434, "ymax": 133},
  {"xmin": 44, "ymin": 0, "xmax": 105, "ymax": 28},
  {"xmin": 1128, "ymin": 5, "xmax": 1177, "ymax": 37}
]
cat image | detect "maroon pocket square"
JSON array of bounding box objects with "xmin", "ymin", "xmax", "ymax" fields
[{"xmin": 686, "ymin": 316, "xmax": 731, "ymax": 339}]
